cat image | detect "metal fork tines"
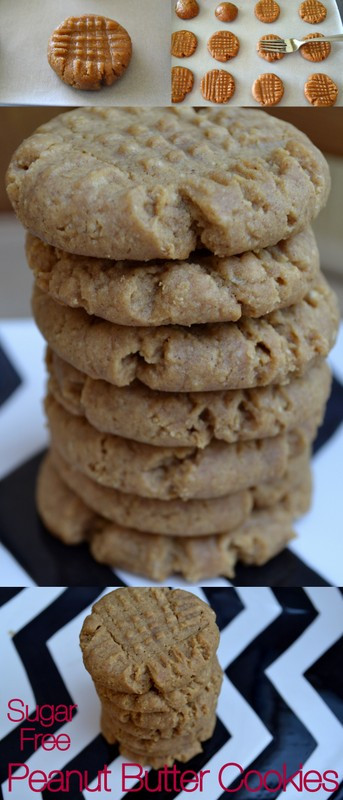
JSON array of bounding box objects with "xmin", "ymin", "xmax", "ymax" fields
[{"xmin": 260, "ymin": 33, "xmax": 343, "ymax": 53}]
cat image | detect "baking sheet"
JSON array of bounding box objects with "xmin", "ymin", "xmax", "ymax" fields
[
  {"xmin": 0, "ymin": 0, "xmax": 171, "ymax": 106},
  {"xmin": 0, "ymin": 587, "xmax": 343, "ymax": 800},
  {"xmin": 171, "ymin": 0, "xmax": 343, "ymax": 106}
]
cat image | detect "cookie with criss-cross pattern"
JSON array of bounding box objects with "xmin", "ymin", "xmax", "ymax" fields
[
  {"xmin": 47, "ymin": 14, "xmax": 132, "ymax": 90},
  {"xmin": 255, "ymin": 0, "xmax": 280, "ymax": 22},
  {"xmin": 252, "ymin": 72, "xmax": 284, "ymax": 105},
  {"xmin": 300, "ymin": 33, "xmax": 331, "ymax": 61},
  {"xmin": 299, "ymin": 0, "xmax": 327, "ymax": 23},
  {"xmin": 207, "ymin": 30, "xmax": 240, "ymax": 61},
  {"xmin": 171, "ymin": 30, "xmax": 197, "ymax": 58},
  {"xmin": 257, "ymin": 34, "xmax": 285, "ymax": 61},
  {"xmin": 172, "ymin": 66, "xmax": 194, "ymax": 102},
  {"xmin": 80, "ymin": 587, "xmax": 219, "ymax": 693},
  {"xmin": 201, "ymin": 69, "xmax": 235, "ymax": 102},
  {"xmin": 304, "ymin": 73, "xmax": 338, "ymax": 105},
  {"xmin": 6, "ymin": 107, "xmax": 331, "ymax": 260}
]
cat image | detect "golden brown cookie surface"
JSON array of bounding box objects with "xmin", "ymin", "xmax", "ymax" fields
[
  {"xmin": 257, "ymin": 34, "xmax": 285, "ymax": 61},
  {"xmin": 171, "ymin": 66, "xmax": 194, "ymax": 102},
  {"xmin": 254, "ymin": 0, "xmax": 280, "ymax": 22},
  {"xmin": 175, "ymin": 0, "xmax": 199, "ymax": 19},
  {"xmin": 47, "ymin": 14, "xmax": 132, "ymax": 90},
  {"xmin": 304, "ymin": 73, "xmax": 338, "ymax": 105},
  {"xmin": 207, "ymin": 30, "xmax": 240, "ymax": 61},
  {"xmin": 201, "ymin": 69, "xmax": 235, "ymax": 103},
  {"xmin": 252, "ymin": 73, "xmax": 284, "ymax": 105},
  {"xmin": 300, "ymin": 32, "xmax": 331, "ymax": 61},
  {"xmin": 215, "ymin": 2, "xmax": 238, "ymax": 22},
  {"xmin": 299, "ymin": 0, "xmax": 327, "ymax": 23},
  {"xmin": 80, "ymin": 587, "xmax": 219, "ymax": 693},
  {"xmin": 171, "ymin": 30, "xmax": 198, "ymax": 58}
]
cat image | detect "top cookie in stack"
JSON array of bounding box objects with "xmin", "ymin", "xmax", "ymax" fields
[{"xmin": 6, "ymin": 107, "xmax": 339, "ymax": 582}]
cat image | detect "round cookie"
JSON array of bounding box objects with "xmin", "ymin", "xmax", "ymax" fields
[
  {"xmin": 26, "ymin": 227, "xmax": 320, "ymax": 326},
  {"xmin": 201, "ymin": 69, "xmax": 235, "ymax": 103},
  {"xmin": 171, "ymin": 30, "xmax": 197, "ymax": 58},
  {"xmin": 6, "ymin": 107, "xmax": 331, "ymax": 261},
  {"xmin": 32, "ymin": 279, "xmax": 339, "ymax": 392},
  {"xmin": 304, "ymin": 73, "xmax": 338, "ymax": 106},
  {"xmin": 51, "ymin": 446, "xmax": 312, "ymax": 536},
  {"xmin": 299, "ymin": 0, "xmax": 327, "ymax": 23},
  {"xmin": 97, "ymin": 657, "xmax": 221, "ymax": 713},
  {"xmin": 101, "ymin": 705, "xmax": 217, "ymax": 766},
  {"xmin": 80, "ymin": 587, "xmax": 220, "ymax": 693},
  {"xmin": 255, "ymin": 0, "xmax": 280, "ymax": 22},
  {"xmin": 207, "ymin": 31, "xmax": 240, "ymax": 62},
  {"xmin": 172, "ymin": 66, "xmax": 194, "ymax": 102},
  {"xmin": 37, "ymin": 454, "xmax": 310, "ymax": 582},
  {"xmin": 257, "ymin": 34, "xmax": 285, "ymax": 62},
  {"xmin": 47, "ymin": 15, "xmax": 132, "ymax": 91},
  {"xmin": 46, "ymin": 393, "xmax": 305, "ymax": 500},
  {"xmin": 215, "ymin": 3, "xmax": 238, "ymax": 22},
  {"xmin": 252, "ymin": 73, "xmax": 284, "ymax": 106},
  {"xmin": 47, "ymin": 349, "xmax": 331, "ymax": 449},
  {"xmin": 100, "ymin": 705, "xmax": 216, "ymax": 752},
  {"xmin": 101, "ymin": 664, "xmax": 223, "ymax": 731},
  {"xmin": 175, "ymin": 0, "xmax": 199, "ymax": 19},
  {"xmin": 51, "ymin": 447, "xmax": 253, "ymax": 535},
  {"xmin": 300, "ymin": 33, "xmax": 331, "ymax": 62}
]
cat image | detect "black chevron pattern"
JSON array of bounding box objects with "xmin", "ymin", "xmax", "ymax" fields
[
  {"xmin": 1, "ymin": 588, "xmax": 342, "ymax": 800},
  {"xmin": 221, "ymin": 589, "xmax": 318, "ymax": 800},
  {"xmin": 0, "ymin": 342, "xmax": 22, "ymax": 408}
]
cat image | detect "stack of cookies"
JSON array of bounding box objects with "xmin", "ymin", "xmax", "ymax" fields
[
  {"xmin": 6, "ymin": 107, "xmax": 339, "ymax": 581},
  {"xmin": 79, "ymin": 588, "xmax": 222, "ymax": 767}
]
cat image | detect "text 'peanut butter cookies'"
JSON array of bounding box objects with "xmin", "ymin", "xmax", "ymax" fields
[
  {"xmin": 47, "ymin": 349, "xmax": 331, "ymax": 449},
  {"xmin": 47, "ymin": 15, "xmax": 132, "ymax": 91},
  {"xmin": 252, "ymin": 73, "xmax": 284, "ymax": 106},
  {"xmin": 80, "ymin": 588, "xmax": 219, "ymax": 693},
  {"xmin": 215, "ymin": 3, "xmax": 238, "ymax": 22},
  {"xmin": 32, "ymin": 278, "xmax": 338, "ymax": 392},
  {"xmin": 257, "ymin": 34, "xmax": 285, "ymax": 61},
  {"xmin": 172, "ymin": 67, "xmax": 194, "ymax": 102},
  {"xmin": 304, "ymin": 73, "xmax": 338, "ymax": 105},
  {"xmin": 207, "ymin": 31, "xmax": 240, "ymax": 62},
  {"xmin": 6, "ymin": 107, "xmax": 331, "ymax": 261},
  {"xmin": 50, "ymin": 445, "xmax": 313, "ymax": 536},
  {"xmin": 26, "ymin": 227, "xmax": 320, "ymax": 326},
  {"xmin": 255, "ymin": 0, "xmax": 280, "ymax": 23},
  {"xmin": 38, "ymin": 454, "xmax": 309, "ymax": 582},
  {"xmin": 171, "ymin": 30, "xmax": 198, "ymax": 58},
  {"xmin": 299, "ymin": 0, "xmax": 327, "ymax": 23},
  {"xmin": 201, "ymin": 70, "xmax": 235, "ymax": 102},
  {"xmin": 300, "ymin": 33, "xmax": 331, "ymax": 62}
]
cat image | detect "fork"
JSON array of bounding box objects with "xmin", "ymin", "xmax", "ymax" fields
[{"xmin": 259, "ymin": 33, "xmax": 343, "ymax": 53}]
